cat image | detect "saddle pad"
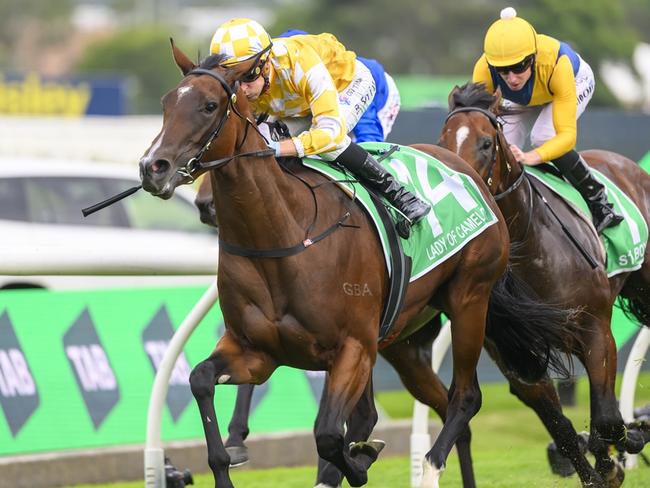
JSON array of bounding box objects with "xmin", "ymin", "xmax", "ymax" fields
[
  {"xmin": 302, "ymin": 142, "xmax": 498, "ymax": 281},
  {"xmin": 525, "ymin": 165, "xmax": 648, "ymax": 277}
]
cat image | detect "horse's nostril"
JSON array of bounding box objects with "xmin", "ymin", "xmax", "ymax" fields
[{"xmin": 151, "ymin": 159, "xmax": 170, "ymax": 175}]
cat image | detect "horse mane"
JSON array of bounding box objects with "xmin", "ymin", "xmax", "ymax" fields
[
  {"xmin": 199, "ymin": 53, "xmax": 231, "ymax": 70},
  {"xmin": 450, "ymin": 82, "xmax": 496, "ymax": 110},
  {"xmin": 449, "ymin": 82, "xmax": 524, "ymax": 118}
]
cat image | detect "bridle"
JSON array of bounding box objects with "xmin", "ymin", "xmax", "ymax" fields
[
  {"xmin": 444, "ymin": 106, "xmax": 526, "ymax": 201},
  {"xmin": 177, "ymin": 67, "xmax": 352, "ymax": 258},
  {"xmin": 176, "ymin": 68, "xmax": 274, "ymax": 183},
  {"xmin": 445, "ymin": 105, "xmax": 534, "ymax": 241}
]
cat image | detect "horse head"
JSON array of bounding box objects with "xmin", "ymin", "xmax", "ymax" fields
[
  {"xmin": 139, "ymin": 40, "xmax": 261, "ymax": 199},
  {"xmin": 439, "ymin": 83, "xmax": 522, "ymax": 198}
]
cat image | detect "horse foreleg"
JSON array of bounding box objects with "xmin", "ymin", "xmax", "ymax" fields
[
  {"xmin": 315, "ymin": 377, "xmax": 380, "ymax": 488},
  {"xmin": 225, "ymin": 384, "xmax": 255, "ymax": 466},
  {"xmin": 380, "ymin": 324, "xmax": 476, "ymax": 488},
  {"xmin": 189, "ymin": 334, "xmax": 275, "ymax": 488},
  {"xmin": 314, "ymin": 337, "xmax": 377, "ymax": 487},
  {"xmin": 421, "ymin": 299, "xmax": 486, "ymax": 488},
  {"xmin": 581, "ymin": 327, "xmax": 627, "ymax": 487}
]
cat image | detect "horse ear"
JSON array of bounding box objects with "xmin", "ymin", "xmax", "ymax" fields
[
  {"xmin": 448, "ymin": 85, "xmax": 461, "ymax": 111},
  {"xmin": 490, "ymin": 87, "xmax": 503, "ymax": 114},
  {"xmin": 170, "ymin": 38, "xmax": 196, "ymax": 76}
]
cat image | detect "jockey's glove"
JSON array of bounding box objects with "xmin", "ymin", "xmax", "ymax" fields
[{"xmin": 267, "ymin": 139, "xmax": 282, "ymax": 157}]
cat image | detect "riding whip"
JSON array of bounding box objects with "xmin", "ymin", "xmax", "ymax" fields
[{"xmin": 81, "ymin": 185, "xmax": 142, "ymax": 217}]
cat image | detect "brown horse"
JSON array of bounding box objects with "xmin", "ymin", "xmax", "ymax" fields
[
  {"xmin": 439, "ymin": 83, "xmax": 650, "ymax": 488},
  {"xmin": 138, "ymin": 43, "xmax": 574, "ymax": 488},
  {"xmin": 195, "ymin": 177, "xmax": 474, "ymax": 486}
]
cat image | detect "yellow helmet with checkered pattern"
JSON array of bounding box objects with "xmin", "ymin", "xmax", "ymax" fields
[
  {"xmin": 483, "ymin": 7, "xmax": 537, "ymax": 67},
  {"xmin": 210, "ymin": 18, "xmax": 272, "ymax": 66}
]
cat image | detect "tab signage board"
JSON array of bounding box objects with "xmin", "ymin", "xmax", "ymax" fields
[{"xmin": 0, "ymin": 287, "xmax": 319, "ymax": 456}]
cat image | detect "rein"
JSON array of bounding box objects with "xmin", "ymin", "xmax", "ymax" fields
[{"xmin": 183, "ymin": 68, "xmax": 351, "ymax": 259}]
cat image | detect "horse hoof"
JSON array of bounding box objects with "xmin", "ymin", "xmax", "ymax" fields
[
  {"xmin": 605, "ymin": 459, "xmax": 625, "ymax": 488},
  {"xmin": 349, "ymin": 439, "xmax": 386, "ymax": 460},
  {"xmin": 547, "ymin": 441, "xmax": 576, "ymax": 477},
  {"xmin": 226, "ymin": 445, "xmax": 249, "ymax": 467}
]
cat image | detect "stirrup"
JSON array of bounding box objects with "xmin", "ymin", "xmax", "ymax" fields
[
  {"xmin": 396, "ymin": 219, "xmax": 411, "ymax": 239},
  {"xmin": 594, "ymin": 212, "xmax": 624, "ymax": 234}
]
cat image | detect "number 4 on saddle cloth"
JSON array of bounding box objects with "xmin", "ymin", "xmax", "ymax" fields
[
  {"xmin": 526, "ymin": 164, "xmax": 648, "ymax": 277},
  {"xmin": 302, "ymin": 142, "xmax": 499, "ymax": 342}
]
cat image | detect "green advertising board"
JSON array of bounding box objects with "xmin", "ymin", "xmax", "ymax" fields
[{"xmin": 0, "ymin": 286, "xmax": 322, "ymax": 456}]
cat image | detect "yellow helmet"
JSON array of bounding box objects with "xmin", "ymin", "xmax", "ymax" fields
[
  {"xmin": 209, "ymin": 18, "xmax": 272, "ymax": 66},
  {"xmin": 483, "ymin": 7, "xmax": 537, "ymax": 67}
]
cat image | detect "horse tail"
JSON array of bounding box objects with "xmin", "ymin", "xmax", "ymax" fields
[
  {"xmin": 485, "ymin": 265, "xmax": 581, "ymax": 383},
  {"xmin": 617, "ymin": 296, "xmax": 650, "ymax": 328}
]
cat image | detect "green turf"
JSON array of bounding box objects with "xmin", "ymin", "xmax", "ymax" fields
[{"xmin": 65, "ymin": 372, "xmax": 650, "ymax": 487}]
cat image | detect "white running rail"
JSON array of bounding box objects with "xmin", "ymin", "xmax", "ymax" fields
[
  {"xmin": 144, "ymin": 279, "xmax": 219, "ymax": 488},
  {"xmin": 619, "ymin": 327, "xmax": 650, "ymax": 469},
  {"xmin": 410, "ymin": 320, "xmax": 452, "ymax": 487}
]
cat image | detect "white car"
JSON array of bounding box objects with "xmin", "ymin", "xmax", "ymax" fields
[{"xmin": 0, "ymin": 158, "xmax": 219, "ymax": 290}]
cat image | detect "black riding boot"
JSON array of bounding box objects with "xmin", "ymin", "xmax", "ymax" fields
[
  {"xmin": 552, "ymin": 150, "xmax": 624, "ymax": 234},
  {"xmin": 335, "ymin": 143, "xmax": 431, "ymax": 238}
]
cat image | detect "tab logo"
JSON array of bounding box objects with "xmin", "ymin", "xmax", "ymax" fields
[
  {"xmin": 142, "ymin": 307, "xmax": 193, "ymax": 422},
  {"xmin": 63, "ymin": 309, "xmax": 119, "ymax": 429},
  {"xmin": 0, "ymin": 312, "xmax": 40, "ymax": 436}
]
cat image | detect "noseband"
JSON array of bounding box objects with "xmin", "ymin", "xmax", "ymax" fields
[
  {"xmin": 445, "ymin": 106, "xmax": 525, "ymax": 201},
  {"xmin": 176, "ymin": 68, "xmax": 274, "ymax": 182}
]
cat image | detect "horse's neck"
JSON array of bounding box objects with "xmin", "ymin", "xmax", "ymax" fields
[
  {"xmin": 211, "ymin": 121, "xmax": 306, "ymax": 249},
  {"xmin": 496, "ymin": 161, "xmax": 535, "ymax": 242}
]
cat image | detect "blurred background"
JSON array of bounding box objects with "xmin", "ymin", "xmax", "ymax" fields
[
  {"xmin": 1, "ymin": 1, "xmax": 650, "ymax": 487},
  {"xmin": 1, "ymin": 0, "xmax": 650, "ymax": 163}
]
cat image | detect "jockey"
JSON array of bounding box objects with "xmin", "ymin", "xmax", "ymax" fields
[
  {"xmin": 210, "ymin": 18, "xmax": 429, "ymax": 237},
  {"xmin": 473, "ymin": 7, "xmax": 623, "ymax": 233},
  {"xmin": 278, "ymin": 29, "xmax": 401, "ymax": 143}
]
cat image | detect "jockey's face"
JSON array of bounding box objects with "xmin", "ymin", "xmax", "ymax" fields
[
  {"xmin": 498, "ymin": 66, "xmax": 532, "ymax": 92},
  {"xmin": 240, "ymin": 60, "xmax": 268, "ymax": 101}
]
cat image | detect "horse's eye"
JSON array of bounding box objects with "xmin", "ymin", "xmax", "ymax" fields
[
  {"xmin": 205, "ymin": 102, "xmax": 218, "ymax": 113},
  {"xmin": 481, "ymin": 139, "xmax": 493, "ymax": 151}
]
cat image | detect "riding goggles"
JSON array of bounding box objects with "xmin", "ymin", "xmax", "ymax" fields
[
  {"xmin": 239, "ymin": 43, "xmax": 272, "ymax": 83},
  {"xmin": 494, "ymin": 55, "xmax": 535, "ymax": 75},
  {"xmin": 240, "ymin": 61, "xmax": 265, "ymax": 83}
]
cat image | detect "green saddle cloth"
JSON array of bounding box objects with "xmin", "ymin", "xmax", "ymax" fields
[
  {"xmin": 525, "ymin": 165, "xmax": 648, "ymax": 277},
  {"xmin": 301, "ymin": 142, "xmax": 499, "ymax": 281}
]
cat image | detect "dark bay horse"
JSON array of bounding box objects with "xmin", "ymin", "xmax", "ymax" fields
[
  {"xmin": 439, "ymin": 83, "xmax": 650, "ymax": 488},
  {"xmin": 138, "ymin": 43, "xmax": 575, "ymax": 488}
]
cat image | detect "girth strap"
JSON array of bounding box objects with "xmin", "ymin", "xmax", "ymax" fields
[{"xmin": 219, "ymin": 211, "xmax": 351, "ymax": 258}]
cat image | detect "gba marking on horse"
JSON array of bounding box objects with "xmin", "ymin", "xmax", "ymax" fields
[
  {"xmin": 439, "ymin": 82, "xmax": 650, "ymax": 488},
  {"xmin": 139, "ymin": 43, "xmax": 575, "ymax": 488}
]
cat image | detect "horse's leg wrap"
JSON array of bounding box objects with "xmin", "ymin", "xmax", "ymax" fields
[{"xmin": 552, "ymin": 150, "xmax": 623, "ymax": 233}]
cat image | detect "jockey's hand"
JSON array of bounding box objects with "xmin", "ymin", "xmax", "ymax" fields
[
  {"xmin": 267, "ymin": 139, "xmax": 282, "ymax": 157},
  {"xmin": 509, "ymin": 145, "xmax": 542, "ymax": 166}
]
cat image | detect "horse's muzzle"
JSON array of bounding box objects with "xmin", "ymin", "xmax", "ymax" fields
[{"xmin": 139, "ymin": 157, "xmax": 176, "ymax": 197}]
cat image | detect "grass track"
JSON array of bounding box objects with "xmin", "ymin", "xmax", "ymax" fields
[{"xmin": 67, "ymin": 372, "xmax": 650, "ymax": 487}]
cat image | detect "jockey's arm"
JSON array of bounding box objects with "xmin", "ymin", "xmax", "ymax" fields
[
  {"xmin": 535, "ymin": 57, "xmax": 578, "ymax": 162},
  {"xmin": 288, "ymin": 47, "xmax": 347, "ymax": 158}
]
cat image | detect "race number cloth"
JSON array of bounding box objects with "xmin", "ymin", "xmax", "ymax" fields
[
  {"xmin": 526, "ymin": 165, "xmax": 648, "ymax": 277},
  {"xmin": 302, "ymin": 142, "xmax": 499, "ymax": 281}
]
